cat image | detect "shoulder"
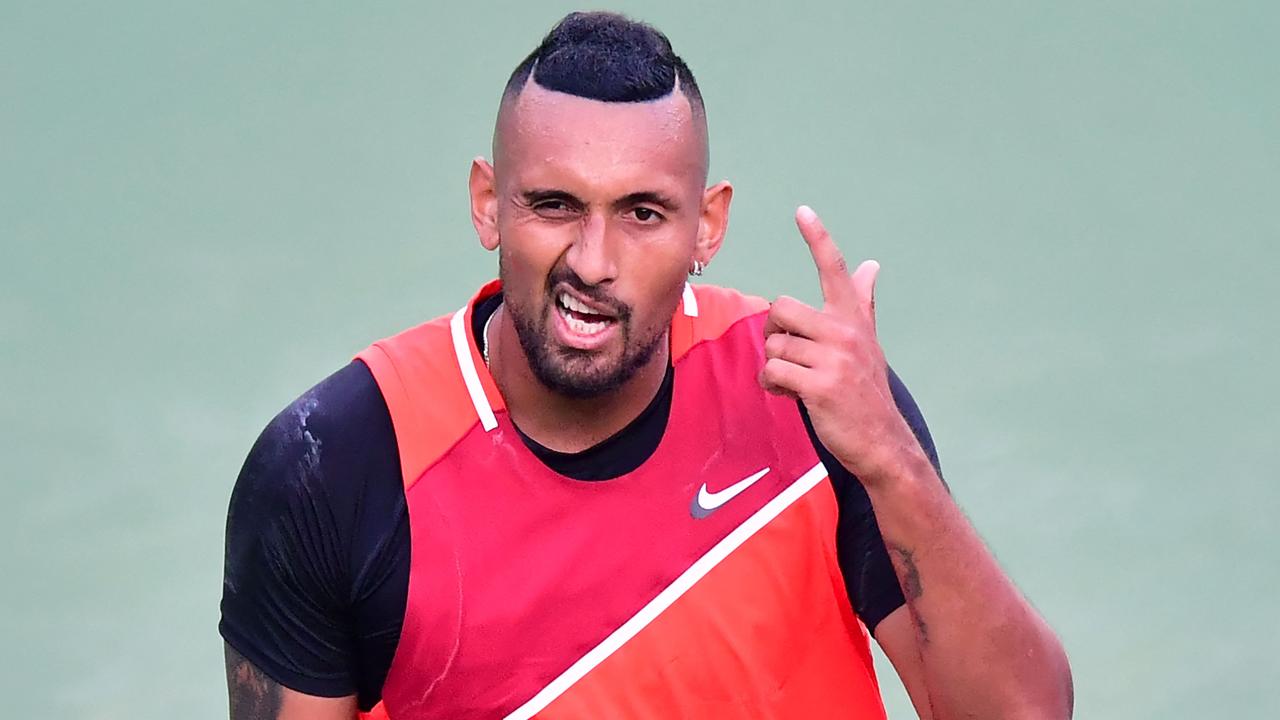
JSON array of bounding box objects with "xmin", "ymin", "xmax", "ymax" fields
[
  {"xmin": 225, "ymin": 361, "xmax": 404, "ymax": 604},
  {"xmin": 354, "ymin": 308, "xmax": 494, "ymax": 489},
  {"xmin": 673, "ymin": 284, "xmax": 770, "ymax": 360},
  {"xmin": 229, "ymin": 361, "xmax": 397, "ymax": 539},
  {"xmin": 244, "ymin": 361, "xmax": 392, "ymax": 479},
  {"xmin": 685, "ymin": 283, "xmax": 770, "ymax": 323},
  {"xmin": 357, "ymin": 314, "xmax": 456, "ymax": 377}
]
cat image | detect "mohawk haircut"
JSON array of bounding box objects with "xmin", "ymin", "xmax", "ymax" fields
[{"xmin": 502, "ymin": 11, "xmax": 706, "ymax": 123}]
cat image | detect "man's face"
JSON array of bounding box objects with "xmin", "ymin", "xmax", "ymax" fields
[{"xmin": 489, "ymin": 83, "xmax": 709, "ymax": 398}]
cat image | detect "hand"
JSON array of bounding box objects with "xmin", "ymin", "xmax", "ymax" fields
[{"xmin": 758, "ymin": 206, "xmax": 921, "ymax": 486}]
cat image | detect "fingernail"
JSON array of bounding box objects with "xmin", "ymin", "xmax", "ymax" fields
[{"xmin": 796, "ymin": 205, "xmax": 816, "ymax": 223}]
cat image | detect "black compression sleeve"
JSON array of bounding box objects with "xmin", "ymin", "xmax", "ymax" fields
[
  {"xmin": 219, "ymin": 361, "xmax": 408, "ymax": 706},
  {"xmin": 804, "ymin": 366, "xmax": 943, "ymax": 635}
]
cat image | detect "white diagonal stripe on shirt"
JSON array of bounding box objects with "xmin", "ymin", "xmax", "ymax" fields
[{"xmin": 503, "ymin": 460, "xmax": 829, "ymax": 720}]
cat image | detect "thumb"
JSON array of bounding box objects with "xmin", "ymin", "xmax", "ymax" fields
[{"xmin": 851, "ymin": 259, "xmax": 879, "ymax": 331}]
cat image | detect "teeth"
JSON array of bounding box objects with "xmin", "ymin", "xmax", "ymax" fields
[
  {"xmin": 557, "ymin": 293, "xmax": 611, "ymax": 336},
  {"xmin": 559, "ymin": 293, "xmax": 597, "ymax": 315},
  {"xmin": 565, "ymin": 313, "xmax": 608, "ymax": 335}
]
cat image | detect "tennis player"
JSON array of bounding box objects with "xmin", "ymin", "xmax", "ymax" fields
[{"xmin": 221, "ymin": 11, "xmax": 1072, "ymax": 719}]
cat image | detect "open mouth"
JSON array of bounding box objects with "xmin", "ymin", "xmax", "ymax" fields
[{"xmin": 555, "ymin": 291, "xmax": 617, "ymax": 337}]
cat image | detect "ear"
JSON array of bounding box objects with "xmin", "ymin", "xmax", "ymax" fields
[
  {"xmin": 469, "ymin": 157, "xmax": 500, "ymax": 251},
  {"xmin": 695, "ymin": 180, "xmax": 733, "ymax": 265}
]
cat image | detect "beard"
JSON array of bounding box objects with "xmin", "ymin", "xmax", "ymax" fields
[{"xmin": 502, "ymin": 262, "xmax": 666, "ymax": 399}]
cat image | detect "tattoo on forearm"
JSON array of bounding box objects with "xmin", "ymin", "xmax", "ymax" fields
[
  {"xmin": 225, "ymin": 645, "xmax": 282, "ymax": 719},
  {"xmin": 890, "ymin": 545, "xmax": 923, "ymax": 602},
  {"xmin": 909, "ymin": 608, "xmax": 931, "ymax": 645},
  {"xmin": 890, "ymin": 544, "xmax": 931, "ymax": 645}
]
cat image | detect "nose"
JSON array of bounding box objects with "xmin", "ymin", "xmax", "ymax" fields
[{"xmin": 564, "ymin": 211, "xmax": 618, "ymax": 286}]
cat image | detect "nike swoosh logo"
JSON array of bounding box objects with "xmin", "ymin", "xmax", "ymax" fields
[{"xmin": 691, "ymin": 468, "xmax": 771, "ymax": 519}]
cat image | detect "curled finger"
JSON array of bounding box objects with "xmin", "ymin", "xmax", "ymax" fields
[{"xmin": 764, "ymin": 331, "xmax": 824, "ymax": 369}]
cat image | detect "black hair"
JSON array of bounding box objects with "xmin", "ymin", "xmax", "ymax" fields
[{"xmin": 502, "ymin": 11, "xmax": 705, "ymax": 121}]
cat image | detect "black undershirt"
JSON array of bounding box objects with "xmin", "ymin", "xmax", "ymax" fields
[{"xmin": 220, "ymin": 295, "xmax": 942, "ymax": 709}]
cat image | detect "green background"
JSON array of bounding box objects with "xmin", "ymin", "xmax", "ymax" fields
[{"xmin": 3, "ymin": 1, "xmax": 1276, "ymax": 717}]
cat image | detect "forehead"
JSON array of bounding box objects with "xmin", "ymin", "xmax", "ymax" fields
[{"xmin": 495, "ymin": 83, "xmax": 706, "ymax": 193}]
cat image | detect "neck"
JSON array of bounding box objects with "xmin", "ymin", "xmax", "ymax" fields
[{"xmin": 487, "ymin": 305, "xmax": 670, "ymax": 453}]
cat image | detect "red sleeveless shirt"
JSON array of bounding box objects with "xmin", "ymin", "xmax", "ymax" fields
[{"xmin": 354, "ymin": 281, "xmax": 887, "ymax": 719}]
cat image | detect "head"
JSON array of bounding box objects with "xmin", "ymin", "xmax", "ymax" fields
[{"xmin": 469, "ymin": 11, "xmax": 732, "ymax": 398}]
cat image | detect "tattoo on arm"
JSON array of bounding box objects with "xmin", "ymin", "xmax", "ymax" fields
[
  {"xmin": 890, "ymin": 544, "xmax": 930, "ymax": 645},
  {"xmin": 225, "ymin": 644, "xmax": 283, "ymax": 719},
  {"xmin": 891, "ymin": 544, "xmax": 923, "ymax": 602}
]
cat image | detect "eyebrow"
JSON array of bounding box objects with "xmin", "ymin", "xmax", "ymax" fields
[
  {"xmin": 613, "ymin": 191, "xmax": 681, "ymax": 213},
  {"xmin": 517, "ymin": 188, "xmax": 681, "ymax": 213}
]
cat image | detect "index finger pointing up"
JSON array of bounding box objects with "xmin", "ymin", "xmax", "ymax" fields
[{"xmin": 795, "ymin": 205, "xmax": 853, "ymax": 308}]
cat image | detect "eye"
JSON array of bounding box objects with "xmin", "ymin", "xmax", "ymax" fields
[
  {"xmin": 631, "ymin": 207, "xmax": 664, "ymax": 223},
  {"xmin": 533, "ymin": 199, "xmax": 577, "ymax": 219}
]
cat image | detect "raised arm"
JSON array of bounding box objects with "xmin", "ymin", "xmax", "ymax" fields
[{"xmin": 759, "ymin": 206, "xmax": 1073, "ymax": 718}]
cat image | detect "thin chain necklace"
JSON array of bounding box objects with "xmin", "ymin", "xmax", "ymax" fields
[{"xmin": 481, "ymin": 302, "xmax": 501, "ymax": 367}]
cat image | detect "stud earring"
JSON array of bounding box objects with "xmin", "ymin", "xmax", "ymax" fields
[{"xmin": 690, "ymin": 259, "xmax": 705, "ymax": 276}]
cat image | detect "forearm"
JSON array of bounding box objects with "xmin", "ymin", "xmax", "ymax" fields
[{"xmin": 861, "ymin": 449, "xmax": 1073, "ymax": 719}]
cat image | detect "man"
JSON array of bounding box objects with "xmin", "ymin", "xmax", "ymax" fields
[{"xmin": 221, "ymin": 11, "xmax": 1072, "ymax": 720}]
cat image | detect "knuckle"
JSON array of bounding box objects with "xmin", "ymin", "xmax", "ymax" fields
[
  {"xmin": 816, "ymin": 373, "xmax": 841, "ymax": 397},
  {"xmin": 835, "ymin": 355, "xmax": 859, "ymax": 381},
  {"xmin": 833, "ymin": 321, "xmax": 859, "ymax": 347}
]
